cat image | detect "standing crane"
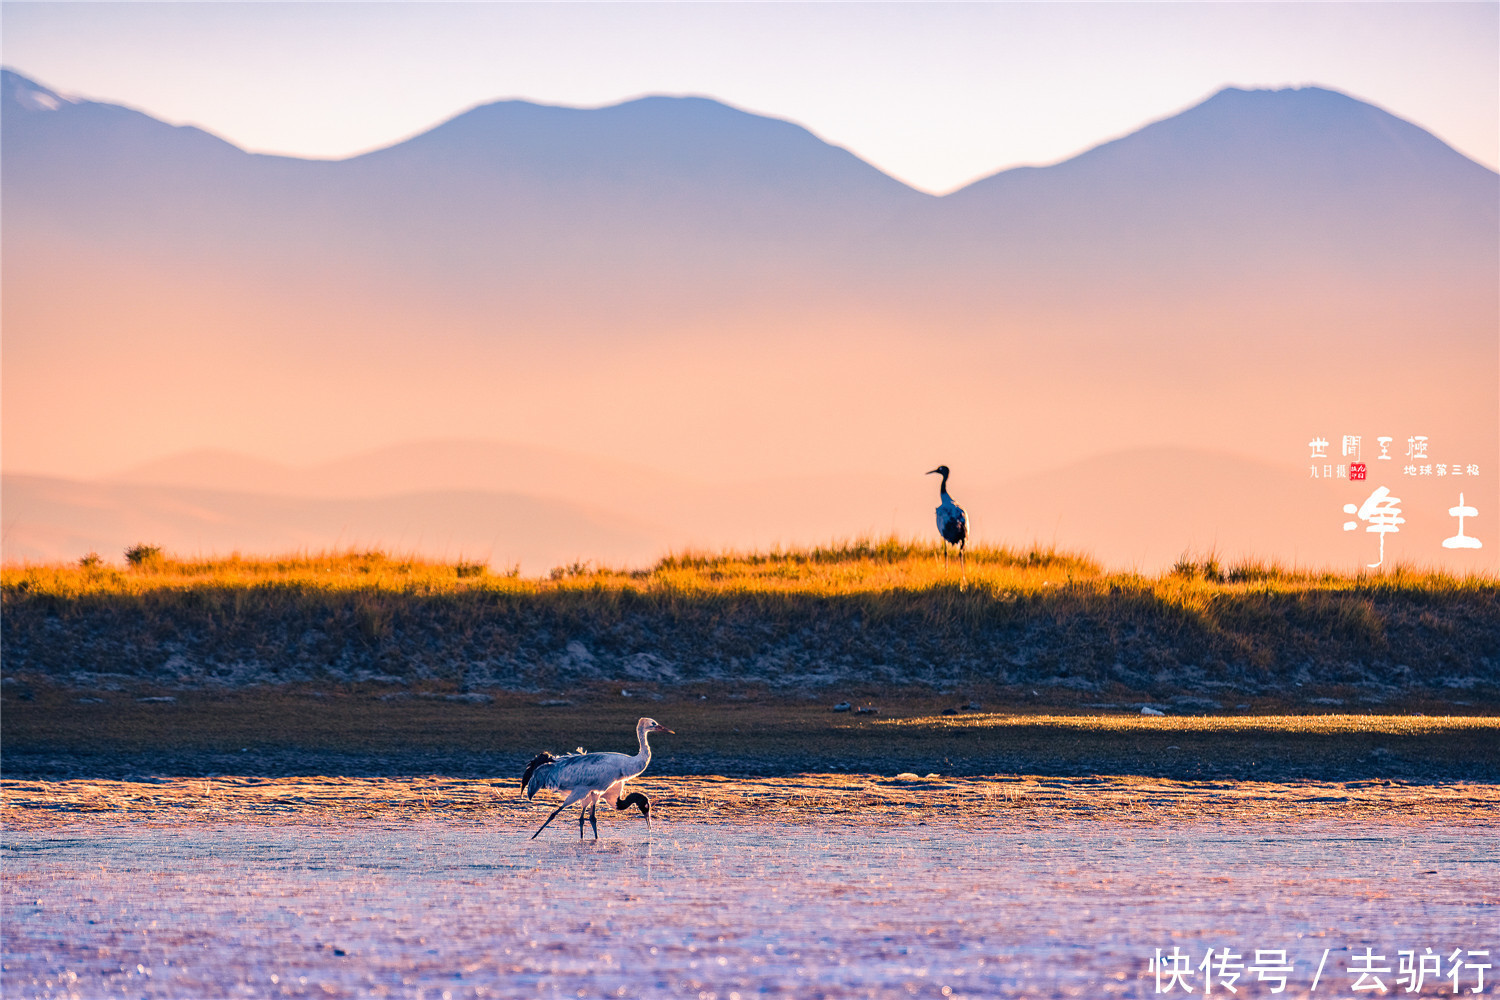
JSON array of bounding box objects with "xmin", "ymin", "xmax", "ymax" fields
[
  {"xmin": 927, "ymin": 465, "xmax": 969, "ymax": 579},
  {"xmin": 522, "ymin": 717, "xmax": 673, "ymax": 840}
]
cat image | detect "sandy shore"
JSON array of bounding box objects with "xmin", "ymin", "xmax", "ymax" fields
[{"xmin": 4, "ymin": 772, "xmax": 1496, "ymax": 831}]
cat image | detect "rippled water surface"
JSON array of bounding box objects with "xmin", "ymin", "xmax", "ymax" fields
[{"xmin": 3, "ymin": 819, "xmax": 1495, "ymax": 998}]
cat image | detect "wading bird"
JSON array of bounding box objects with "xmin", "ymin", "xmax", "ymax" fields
[
  {"xmin": 522, "ymin": 717, "xmax": 673, "ymax": 840},
  {"xmin": 927, "ymin": 465, "xmax": 969, "ymax": 577}
]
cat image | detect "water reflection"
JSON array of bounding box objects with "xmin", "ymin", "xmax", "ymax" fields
[{"xmin": 3, "ymin": 819, "xmax": 1494, "ymax": 998}]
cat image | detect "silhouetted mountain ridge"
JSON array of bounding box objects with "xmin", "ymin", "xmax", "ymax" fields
[
  {"xmin": 918, "ymin": 86, "xmax": 1496, "ymax": 275},
  {"xmin": 361, "ymin": 95, "xmax": 925, "ymax": 204},
  {"xmin": 6, "ymin": 68, "xmax": 1493, "ymax": 266},
  {"xmin": 1, "ymin": 70, "xmax": 248, "ymax": 185},
  {"xmin": 971, "ymin": 86, "xmax": 1492, "ymax": 192}
]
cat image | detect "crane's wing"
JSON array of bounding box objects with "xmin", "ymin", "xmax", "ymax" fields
[
  {"xmin": 521, "ymin": 752, "xmax": 556, "ymax": 793},
  {"xmin": 522, "ymin": 747, "xmax": 590, "ymax": 797},
  {"xmin": 937, "ymin": 501, "xmax": 968, "ymax": 543},
  {"xmin": 525, "ymin": 751, "xmax": 638, "ymax": 799}
]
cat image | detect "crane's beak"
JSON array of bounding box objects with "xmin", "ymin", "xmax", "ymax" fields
[
  {"xmin": 652, "ymin": 724, "xmax": 675, "ymax": 735},
  {"xmin": 926, "ymin": 468, "xmax": 942, "ymax": 475}
]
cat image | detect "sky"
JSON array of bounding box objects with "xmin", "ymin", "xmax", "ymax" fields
[
  {"xmin": 1, "ymin": 1, "xmax": 1495, "ymax": 194},
  {"xmin": 3, "ymin": 1, "xmax": 1496, "ymax": 571}
]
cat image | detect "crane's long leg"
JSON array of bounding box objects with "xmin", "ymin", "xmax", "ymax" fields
[
  {"xmin": 576, "ymin": 792, "xmax": 601, "ymax": 840},
  {"xmin": 531, "ymin": 787, "xmax": 589, "ymax": 839},
  {"xmin": 588, "ymin": 800, "xmax": 599, "ymax": 840}
]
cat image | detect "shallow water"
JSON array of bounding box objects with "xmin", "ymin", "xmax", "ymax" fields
[{"xmin": 3, "ymin": 818, "xmax": 1495, "ymax": 999}]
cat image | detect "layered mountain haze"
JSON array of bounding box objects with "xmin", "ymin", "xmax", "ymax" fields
[
  {"xmin": 0, "ymin": 441, "xmax": 1478, "ymax": 576},
  {"xmin": 111, "ymin": 441, "xmax": 676, "ymax": 504},
  {"xmin": 2, "ymin": 69, "xmax": 1495, "ymax": 572},
  {"xmin": 2, "ymin": 474, "xmax": 660, "ymax": 574}
]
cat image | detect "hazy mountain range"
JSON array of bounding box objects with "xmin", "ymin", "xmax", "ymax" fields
[{"xmin": 2, "ymin": 69, "xmax": 1495, "ymax": 571}]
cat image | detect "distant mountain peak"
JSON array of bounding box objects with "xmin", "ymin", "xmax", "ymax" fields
[
  {"xmin": 2, "ymin": 68, "xmax": 75, "ymax": 113},
  {"xmin": 1214, "ymin": 83, "xmax": 1344, "ymax": 97},
  {"xmin": 354, "ymin": 86, "xmax": 924, "ymax": 204},
  {"xmin": 1192, "ymin": 82, "xmax": 1422, "ymax": 124},
  {"xmin": 947, "ymin": 78, "xmax": 1495, "ymax": 205}
]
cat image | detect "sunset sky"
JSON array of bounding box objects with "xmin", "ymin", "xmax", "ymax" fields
[
  {"xmin": 3, "ymin": 1, "xmax": 1495, "ymax": 194},
  {"xmin": 3, "ymin": 1, "xmax": 1495, "ymax": 572}
]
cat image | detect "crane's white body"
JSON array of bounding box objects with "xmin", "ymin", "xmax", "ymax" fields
[{"xmin": 525, "ymin": 717, "xmax": 670, "ymax": 839}]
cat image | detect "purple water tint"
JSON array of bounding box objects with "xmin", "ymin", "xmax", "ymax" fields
[{"xmin": 3, "ymin": 818, "xmax": 1495, "ymax": 998}]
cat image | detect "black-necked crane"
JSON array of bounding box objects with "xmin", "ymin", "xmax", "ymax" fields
[
  {"xmin": 522, "ymin": 717, "xmax": 673, "ymax": 839},
  {"xmin": 927, "ymin": 465, "xmax": 969, "ymax": 578}
]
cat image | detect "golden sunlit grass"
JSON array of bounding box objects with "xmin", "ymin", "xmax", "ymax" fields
[
  {"xmin": 3, "ymin": 772, "xmax": 1496, "ymax": 831},
  {"xmin": 3, "ymin": 548, "xmax": 528, "ymax": 599},
  {"xmin": 4, "ymin": 540, "xmax": 1496, "ymax": 715},
  {"xmin": 4, "ymin": 537, "xmax": 1492, "ymax": 601},
  {"xmin": 7, "ymin": 538, "xmax": 1084, "ymax": 598}
]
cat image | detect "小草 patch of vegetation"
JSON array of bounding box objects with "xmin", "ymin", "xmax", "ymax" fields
[{"xmin": 2, "ymin": 540, "xmax": 1496, "ymax": 708}]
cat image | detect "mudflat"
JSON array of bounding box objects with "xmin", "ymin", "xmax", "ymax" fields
[{"xmin": 4, "ymin": 687, "xmax": 1497, "ymax": 794}]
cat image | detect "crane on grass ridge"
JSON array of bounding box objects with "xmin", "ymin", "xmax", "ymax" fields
[
  {"xmin": 927, "ymin": 465, "xmax": 969, "ymax": 580},
  {"xmin": 522, "ymin": 717, "xmax": 673, "ymax": 840}
]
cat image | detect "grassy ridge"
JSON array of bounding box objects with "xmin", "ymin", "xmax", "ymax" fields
[
  {"xmin": 7, "ymin": 539, "xmax": 1093, "ymax": 597},
  {"xmin": 10, "ymin": 537, "xmax": 1490, "ymax": 596},
  {"xmin": 3, "ymin": 540, "xmax": 1498, "ymax": 705}
]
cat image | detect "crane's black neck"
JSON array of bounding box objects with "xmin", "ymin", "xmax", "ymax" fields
[{"xmin": 615, "ymin": 791, "xmax": 650, "ymax": 818}]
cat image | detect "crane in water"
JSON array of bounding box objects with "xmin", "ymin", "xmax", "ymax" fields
[
  {"xmin": 927, "ymin": 465, "xmax": 969, "ymax": 579},
  {"xmin": 522, "ymin": 717, "xmax": 673, "ymax": 839}
]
